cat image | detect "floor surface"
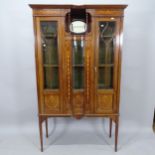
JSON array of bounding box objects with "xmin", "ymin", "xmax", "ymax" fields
[{"xmin": 0, "ymin": 118, "xmax": 155, "ymax": 155}]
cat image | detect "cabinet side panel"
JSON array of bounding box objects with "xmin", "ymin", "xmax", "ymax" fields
[
  {"xmin": 116, "ymin": 17, "xmax": 124, "ymax": 113},
  {"xmin": 35, "ymin": 17, "xmax": 44, "ymax": 114}
]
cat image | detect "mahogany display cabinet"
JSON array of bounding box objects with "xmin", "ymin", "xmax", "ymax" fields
[{"xmin": 29, "ymin": 4, "xmax": 127, "ymax": 152}]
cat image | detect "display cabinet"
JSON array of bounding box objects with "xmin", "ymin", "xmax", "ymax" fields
[{"xmin": 29, "ymin": 4, "xmax": 127, "ymax": 152}]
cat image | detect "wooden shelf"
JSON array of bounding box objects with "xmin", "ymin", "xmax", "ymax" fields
[
  {"xmin": 102, "ymin": 35, "xmax": 114, "ymax": 38},
  {"xmin": 98, "ymin": 64, "xmax": 114, "ymax": 67},
  {"xmin": 43, "ymin": 64, "xmax": 59, "ymax": 67},
  {"xmin": 44, "ymin": 34, "xmax": 57, "ymax": 38},
  {"xmin": 73, "ymin": 64, "xmax": 84, "ymax": 67}
]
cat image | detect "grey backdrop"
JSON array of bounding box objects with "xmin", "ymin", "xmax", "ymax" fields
[{"xmin": 0, "ymin": 0, "xmax": 155, "ymax": 135}]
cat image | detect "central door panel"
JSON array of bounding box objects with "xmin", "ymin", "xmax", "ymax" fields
[
  {"xmin": 71, "ymin": 36, "xmax": 85, "ymax": 115},
  {"xmin": 63, "ymin": 35, "xmax": 92, "ymax": 116}
]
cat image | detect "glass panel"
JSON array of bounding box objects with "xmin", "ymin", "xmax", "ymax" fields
[
  {"xmin": 44, "ymin": 67, "xmax": 59, "ymax": 89},
  {"xmin": 40, "ymin": 21, "xmax": 59, "ymax": 89},
  {"xmin": 72, "ymin": 38, "xmax": 84, "ymax": 89},
  {"xmin": 98, "ymin": 67, "xmax": 113, "ymax": 89},
  {"xmin": 73, "ymin": 39, "xmax": 84, "ymax": 65},
  {"xmin": 73, "ymin": 67, "xmax": 84, "ymax": 89},
  {"xmin": 99, "ymin": 22, "xmax": 115, "ymax": 64},
  {"xmin": 99, "ymin": 39, "xmax": 114, "ymax": 64},
  {"xmin": 41, "ymin": 21, "xmax": 58, "ymax": 65},
  {"xmin": 98, "ymin": 21, "xmax": 116, "ymax": 89}
]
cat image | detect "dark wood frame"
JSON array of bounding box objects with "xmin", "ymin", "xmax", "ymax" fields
[{"xmin": 29, "ymin": 4, "xmax": 127, "ymax": 152}]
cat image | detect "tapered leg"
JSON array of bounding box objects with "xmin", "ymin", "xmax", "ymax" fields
[
  {"xmin": 39, "ymin": 116, "xmax": 43, "ymax": 152},
  {"xmin": 109, "ymin": 118, "xmax": 112, "ymax": 138},
  {"xmin": 115, "ymin": 116, "xmax": 119, "ymax": 152},
  {"xmin": 45, "ymin": 117, "xmax": 49, "ymax": 138}
]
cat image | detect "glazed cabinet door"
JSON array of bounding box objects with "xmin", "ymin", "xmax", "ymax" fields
[
  {"xmin": 71, "ymin": 36, "xmax": 85, "ymax": 116},
  {"xmin": 64, "ymin": 35, "xmax": 92, "ymax": 116},
  {"xmin": 36, "ymin": 17, "xmax": 64, "ymax": 114},
  {"xmin": 94, "ymin": 18, "xmax": 120, "ymax": 114},
  {"xmin": 72, "ymin": 36, "xmax": 92, "ymax": 115}
]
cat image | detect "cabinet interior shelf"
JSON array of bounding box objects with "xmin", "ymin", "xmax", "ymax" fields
[
  {"xmin": 102, "ymin": 35, "xmax": 114, "ymax": 38},
  {"xmin": 44, "ymin": 34, "xmax": 57, "ymax": 38},
  {"xmin": 73, "ymin": 65, "xmax": 84, "ymax": 67},
  {"xmin": 98, "ymin": 64, "xmax": 114, "ymax": 67},
  {"xmin": 44, "ymin": 64, "xmax": 59, "ymax": 67}
]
